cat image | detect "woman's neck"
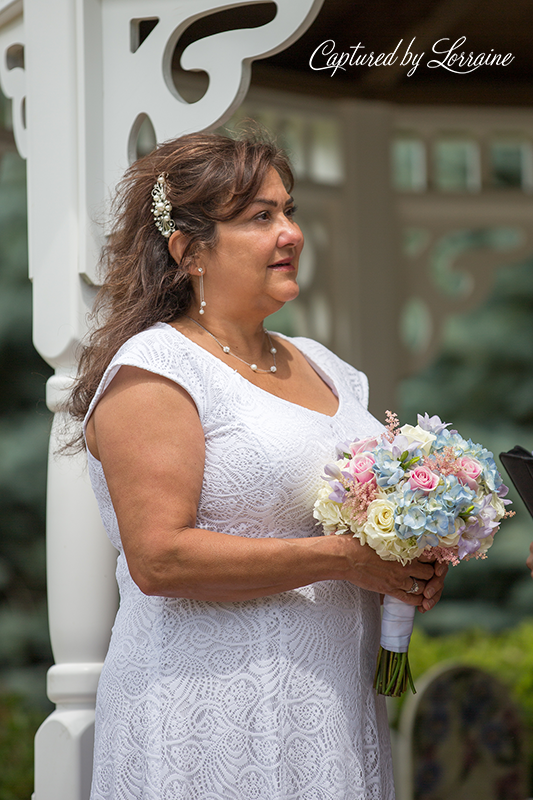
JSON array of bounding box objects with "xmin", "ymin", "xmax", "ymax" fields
[{"xmin": 182, "ymin": 312, "xmax": 274, "ymax": 367}]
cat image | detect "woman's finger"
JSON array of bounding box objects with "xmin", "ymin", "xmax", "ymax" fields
[
  {"xmin": 418, "ymin": 562, "xmax": 449, "ymax": 612},
  {"xmin": 408, "ymin": 560, "xmax": 435, "ymax": 581},
  {"xmin": 404, "ymin": 576, "xmax": 425, "ymax": 596}
]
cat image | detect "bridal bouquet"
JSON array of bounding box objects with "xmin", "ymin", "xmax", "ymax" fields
[{"xmin": 313, "ymin": 412, "xmax": 513, "ymax": 698}]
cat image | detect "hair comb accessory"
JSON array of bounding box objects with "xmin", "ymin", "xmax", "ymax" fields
[{"xmin": 151, "ymin": 173, "xmax": 176, "ymax": 238}]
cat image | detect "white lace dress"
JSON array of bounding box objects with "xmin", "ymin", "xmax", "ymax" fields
[{"xmin": 85, "ymin": 322, "xmax": 395, "ymax": 800}]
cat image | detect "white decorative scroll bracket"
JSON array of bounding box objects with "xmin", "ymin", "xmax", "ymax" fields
[
  {"xmin": 95, "ymin": 0, "xmax": 324, "ymax": 265},
  {"xmin": 0, "ymin": 0, "xmax": 25, "ymax": 158},
  {"xmin": 0, "ymin": 0, "xmax": 327, "ymax": 366},
  {"xmin": 77, "ymin": 0, "xmax": 325, "ymax": 285},
  {"xmin": 400, "ymin": 218, "xmax": 533, "ymax": 373}
]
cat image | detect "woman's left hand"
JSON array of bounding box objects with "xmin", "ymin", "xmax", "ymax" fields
[{"xmin": 414, "ymin": 555, "xmax": 448, "ymax": 613}]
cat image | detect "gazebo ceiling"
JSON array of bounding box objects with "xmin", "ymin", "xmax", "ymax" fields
[{"xmin": 173, "ymin": 0, "xmax": 533, "ymax": 106}]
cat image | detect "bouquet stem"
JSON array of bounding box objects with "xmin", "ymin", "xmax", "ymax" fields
[
  {"xmin": 374, "ymin": 595, "xmax": 417, "ymax": 698},
  {"xmin": 373, "ymin": 647, "xmax": 416, "ymax": 697}
]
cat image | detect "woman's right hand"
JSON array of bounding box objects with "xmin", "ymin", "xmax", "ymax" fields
[{"xmin": 527, "ymin": 541, "xmax": 533, "ymax": 576}]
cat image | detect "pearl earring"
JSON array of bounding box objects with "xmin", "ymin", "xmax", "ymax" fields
[{"xmin": 198, "ymin": 267, "xmax": 206, "ymax": 315}]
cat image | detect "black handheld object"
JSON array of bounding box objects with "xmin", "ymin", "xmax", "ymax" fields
[{"xmin": 499, "ymin": 445, "xmax": 533, "ymax": 519}]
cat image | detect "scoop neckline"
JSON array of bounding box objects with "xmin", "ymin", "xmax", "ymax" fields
[{"xmin": 161, "ymin": 322, "xmax": 342, "ymax": 420}]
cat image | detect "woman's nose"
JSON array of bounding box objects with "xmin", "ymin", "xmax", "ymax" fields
[{"xmin": 277, "ymin": 218, "xmax": 304, "ymax": 249}]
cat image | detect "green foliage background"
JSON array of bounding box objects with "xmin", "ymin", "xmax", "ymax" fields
[
  {"xmin": 399, "ymin": 257, "xmax": 533, "ymax": 637},
  {"xmin": 395, "ymin": 622, "xmax": 533, "ymax": 790},
  {"xmin": 0, "ymin": 149, "xmax": 53, "ymax": 710},
  {"xmin": 0, "ymin": 693, "xmax": 47, "ymax": 800}
]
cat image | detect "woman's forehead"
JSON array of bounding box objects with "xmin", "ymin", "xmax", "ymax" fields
[{"xmin": 250, "ymin": 168, "xmax": 292, "ymax": 204}]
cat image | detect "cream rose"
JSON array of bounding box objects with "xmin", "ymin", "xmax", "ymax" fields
[
  {"xmin": 477, "ymin": 534, "xmax": 495, "ymax": 555},
  {"xmin": 436, "ymin": 522, "xmax": 461, "ymax": 549},
  {"xmin": 490, "ymin": 492, "xmax": 506, "ymax": 520},
  {"xmin": 399, "ymin": 424, "xmax": 436, "ymax": 456},
  {"xmin": 361, "ymin": 498, "xmax": 422, "ymax": 564},
  {"xmin": 364, "ymin": 498, "xmax": 396, "ymax": 533}
]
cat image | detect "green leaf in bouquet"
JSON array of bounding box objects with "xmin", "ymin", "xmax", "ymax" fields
[{"xmin": 459, "ymin": 504, "xmax": 475, "ymax": 519}]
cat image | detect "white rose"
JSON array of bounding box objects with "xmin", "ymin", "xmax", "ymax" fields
[
  {"xmin": 364, "ymin": 498, "xmax": 396, "ymax": 534},
  {"xmin": 399, "ymin": 424, "xmax": 436, "ymax": 456},
  {"xmin": 362, "ymin": 499, "xmax": 421, "ymax": 564},
  {"xmin": 362, "ymin": 500, "xmax": 397, "ymax": 558},
  {"xmin": 477, "ymin": 534, "xmax": 494, "ymax": 555},
  {"xmin": 490, "ymin": 493, "xmax": 506, "ymax": 520},
  {"xmin": 437, "ymin": 528, "xmax": 461, "ymax": 548},
  {"xmin": 313, "ymin": 483, "xmax": 348, "ymax": 534}
]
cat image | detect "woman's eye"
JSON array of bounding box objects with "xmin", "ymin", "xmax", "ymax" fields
[
  {"xmin": 285, "ymin": 204, "xmax": 298, "ymax": 218},
  {"xmin": 256, "ymin": 211, "xmax": 270, "ymax": 221}
]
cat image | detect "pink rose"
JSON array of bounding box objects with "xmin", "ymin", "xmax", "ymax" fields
[
  {"xmin": 347, "ymin": 452, "xmax": 376, "ymax": 484},
  {"xmin": 350, "ymin": 436, "xmax": 380, "ymax": 456},
  {"xmin": 409, "ymin": 466, "xmax": 440, "ymax": 493},
  {"xmin": 456, "ymin": 457, "xmax": 482, "ymax": 490}
]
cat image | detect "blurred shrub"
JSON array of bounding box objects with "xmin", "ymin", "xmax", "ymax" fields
[
  {"xmin": 394, "ymin": 621, "xmax": 533, "ymax": 792},
  {"xmin": 0, "ymin": 145, "xmax": 53, "ymax": 703},
  {"xmin": 400, "ymin": 258, "xmax": 533, "ymax": 634},
  {"xmin": 0, "ymin": 693, "xmax": 47, "ymax": 800}
]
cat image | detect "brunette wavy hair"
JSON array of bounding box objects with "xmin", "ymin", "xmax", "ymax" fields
[{"xmin": 66, "ymin": 130, "xmax": 294, "ymax": 450}]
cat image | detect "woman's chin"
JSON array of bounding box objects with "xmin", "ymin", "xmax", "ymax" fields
[
  {"xmin": 272, "ymin": 277, "xmax": 300, "ymax": 304},
  {"xmin": 266, "ymin": 286, "xmax": 299, "ymax": 313}
]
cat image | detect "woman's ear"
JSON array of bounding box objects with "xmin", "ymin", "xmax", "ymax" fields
[{"xmin": 168, "ymin": 230, "xmax": 191, "ymax": 269}]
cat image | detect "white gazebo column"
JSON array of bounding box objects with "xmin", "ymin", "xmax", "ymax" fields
[
  {"xmin": 0, "ymin": 1, "xmax": 325, "ymax": 798},
  {"xmin": 339, "ymin": 101, "xmax": 407, "ymax": 418},
  {"xmin": 24, "ymin": 0, "xmax": 120, "ymax": 796}
]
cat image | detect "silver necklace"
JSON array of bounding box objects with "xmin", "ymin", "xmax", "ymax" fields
[{"xmin": 186, "ymin": 317, "xmax": 277, "ymax": 374}]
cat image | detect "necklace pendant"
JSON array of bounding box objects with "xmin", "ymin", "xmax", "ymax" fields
[
  {"xmin": 251, "ymin": 364, "xmax": 258, "ymax": 371},
  {"xmin": 223, "ymin": 346, "xmax": 230, "ymax": 354},
  {"xmin": 270, "ymin": 366, "xmax": 277, "ymax": 373}
]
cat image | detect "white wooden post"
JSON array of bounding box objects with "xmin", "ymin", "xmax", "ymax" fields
[
  {"xmin": 339, "ymin": 101, "xmax": 407, "ymax": 418},
  {"xmin": 0, "ymin": 1, "xmax": 325, "ymax": 798}
]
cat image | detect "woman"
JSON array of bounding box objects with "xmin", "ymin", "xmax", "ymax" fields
[{"xmin": 69, "ymin": 131, "xmax": 446, "ymax": 799}]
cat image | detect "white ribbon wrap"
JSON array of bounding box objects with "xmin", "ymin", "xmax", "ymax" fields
[{"xmin": 380, "ymin": 595, "xmax": 416, "ymax": 653}]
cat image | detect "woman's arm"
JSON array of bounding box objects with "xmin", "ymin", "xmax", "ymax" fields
[{"xmin": 87, "ymin": 366, "xmax": 444, "ymax": 608}]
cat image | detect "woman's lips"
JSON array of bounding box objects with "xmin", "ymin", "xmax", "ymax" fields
[{"xmin": 268, "ymin": 261, "xmax": 294, "ymax": 271}]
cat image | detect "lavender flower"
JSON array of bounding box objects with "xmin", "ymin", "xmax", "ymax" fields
[{"xmin": 417, "ymin": 413, "xmax": 450, "ymax": 435}]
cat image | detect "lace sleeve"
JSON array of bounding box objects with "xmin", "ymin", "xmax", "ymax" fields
[
  {"xmin": 84, "ymin": 323, "xmax": 208, "ymax": 429},
  {"xmin": 349, "ymin": 363, "xmax": 369, "ymax": 409}
]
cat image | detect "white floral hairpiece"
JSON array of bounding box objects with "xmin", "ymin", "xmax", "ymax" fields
[{"xmin": 151, "ymin": 173, "xmax": 176, "ymax": 238}]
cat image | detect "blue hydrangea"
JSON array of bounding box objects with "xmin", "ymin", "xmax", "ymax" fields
[
  {"xmin": 393, "ymin": 483, "xmax": 457, "ymax": 544},
  {"xmin": 373, "ymin": 450, "xmax": 405, "ymax": 487}
]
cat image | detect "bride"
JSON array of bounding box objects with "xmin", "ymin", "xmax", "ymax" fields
[{"xmin": 68, "ymin": 130, "xmax": 447, "ymax": 799}]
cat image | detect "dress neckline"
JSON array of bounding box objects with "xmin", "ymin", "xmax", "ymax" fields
[{"xmin": 161, "ymin": 322, "xmax": 341, "ymax": 420}]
